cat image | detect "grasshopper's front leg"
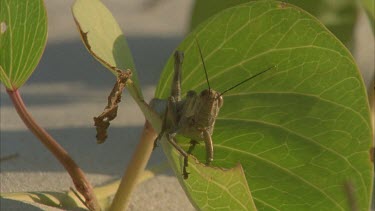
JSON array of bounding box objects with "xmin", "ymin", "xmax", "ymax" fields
[
  {"xmin": 202, "ymin": 130, "xmax": 214, "ymax": 165},
  {"xmin": 187, "ymin": 130, "xmax": 214, "ymax": 165}
]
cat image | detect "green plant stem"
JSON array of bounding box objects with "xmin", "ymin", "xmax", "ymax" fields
[
  {"xmin": 7, "ymin": 89, "xmax": 101, "ymax": 211},
  {"xmin": 110, "ymin": 120, "xmax": 157, "ymax": 211}
]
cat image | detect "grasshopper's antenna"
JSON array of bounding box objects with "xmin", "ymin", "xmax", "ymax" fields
[
  {"xmin": 218, "ymin": 65, "xmax": 275, "ymax": 97},
  {"xmin": 195, "ymin": 38, "xmax": 211, "ymax": 91}
]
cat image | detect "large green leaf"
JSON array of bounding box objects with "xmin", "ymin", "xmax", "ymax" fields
[
  {"xmin": 0, "ymin": 0, "xmax": 47, "ymax": 90},
  {"xmin": 161, "ymin": 139, "xmax": 257, "ymax": 210},
  {"xmin": 190, "ymin": 0, "xmax": 357, "ymax": 47},
  {"xmin": 156, "ymin": 1, "xmax": 373, "ymax": 210},
  {"xmin": 72, "ymin": 0, "xmax": 140, "ymax": 90}
]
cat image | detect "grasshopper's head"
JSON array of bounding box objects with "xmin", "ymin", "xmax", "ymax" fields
[
  {"xmin": 199, "ymin": 89, "xmax": 223, "ymax": 109},
  {"xmin": 194, "ymin": 89, "xmax": 223, "ymax": 130},
  {"xmin": 194, "ymin": 38, "xmax": 274, "ymax": 128}
]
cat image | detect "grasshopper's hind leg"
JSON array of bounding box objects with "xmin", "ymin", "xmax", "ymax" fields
[
  {"xmin": 171, "ymin": 51, "xmax": 184, "ymax": 101},
  {"xmin": 166, "ymin": 133, "xmax": 190, "ymax": 179}
]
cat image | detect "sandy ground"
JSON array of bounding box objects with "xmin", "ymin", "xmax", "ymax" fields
[{"xmin": 1, "ymin": 0, "xmax": 373, "ymax": 210}]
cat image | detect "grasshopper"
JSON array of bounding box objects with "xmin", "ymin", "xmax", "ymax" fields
[{"xmin": 154, "ymin": 40, "xmax": 274, "ymax": 179}]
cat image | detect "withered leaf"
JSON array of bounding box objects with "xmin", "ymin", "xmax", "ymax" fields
[{"xmin": 94, "ymin": 69, "xmax": 132, "ymax": 144}]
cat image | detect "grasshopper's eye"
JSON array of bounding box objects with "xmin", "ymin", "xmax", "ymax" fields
[
  {"xmin": 187, "ymin": 90, "xmax": 196, "ymax": 98},
  {"xmin": 200, "ymin": 89, "xmax": 210, "ymax": 97},
  {"xmin": 217, "ymin": 95, "xmax": 223, "ymax": 108}
]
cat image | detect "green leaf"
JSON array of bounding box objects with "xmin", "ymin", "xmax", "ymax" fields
[
  {"xmin": 190, "ymin": 0, "xmax": 357, "ymax": 47},
  {"xmin": 72, "ymin": 0, "xmax": 140, "ymax": 90},
  {"xmin": 0, "ymin": 0, "xmax": 47, "ymax": 90},
  {"xmin": 189, "ymin": 0, "xmax": 252, "ymax": 31},
  {"xmin": 161, "ymin": 140, "xmax": 257, "ymax": 210},
  {"xmin": 156, "ymin": 1, "xmax": 373, "ymax": 210},
  {"xmin": 287, "ymin": 0, "xmax": 358, "ymax": 46}
]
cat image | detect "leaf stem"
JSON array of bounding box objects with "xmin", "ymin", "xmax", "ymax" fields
[
  {"xmin": 6, "ymin": 89, "xmax": 101, "ymax": 211},
  {"xmin": 109, "ymin": 120, "xmax": 157, "ymax": 211}
]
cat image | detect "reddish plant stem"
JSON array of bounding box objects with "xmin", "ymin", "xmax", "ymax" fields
[{"xmin": 7, "ymin": 89, "xmax": 100, "ymax": 211}]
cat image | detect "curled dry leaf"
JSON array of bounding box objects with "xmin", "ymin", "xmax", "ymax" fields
[{"xmin": 94, "ymin": 69, "xmax": 132, "ymax": 144}]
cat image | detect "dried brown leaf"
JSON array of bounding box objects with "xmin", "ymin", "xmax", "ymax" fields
[{"xmin": 94, "ymin": 69, "xmax": 132, "ymax": 144}]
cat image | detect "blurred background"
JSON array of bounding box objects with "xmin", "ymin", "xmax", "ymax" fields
[{"xmin": 1, "ymin": 0, "xmax": 373, "ymax": 210}]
